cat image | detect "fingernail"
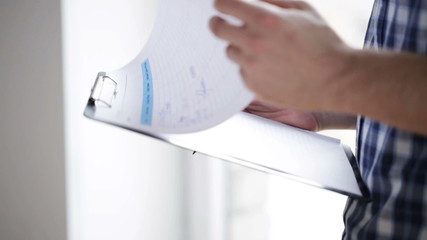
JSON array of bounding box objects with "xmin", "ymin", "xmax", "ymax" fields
[
  {"xmin": 209, "ymin": 16, "xmax": 220, "ymax": 27},
  {"xmin": 209, "ymin": 16, "xmax": 224, "ymax": 32}
]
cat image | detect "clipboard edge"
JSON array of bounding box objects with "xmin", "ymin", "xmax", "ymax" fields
[{"xmin": 82, "ymin": 108, "xmax": 370, "ymax": 200}]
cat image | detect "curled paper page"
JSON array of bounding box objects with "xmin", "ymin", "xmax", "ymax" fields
[{"xmin": 89, "ymin": 0, "xmax": 254, "ymax": 133}]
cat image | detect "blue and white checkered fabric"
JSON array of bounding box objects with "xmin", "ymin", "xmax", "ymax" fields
[{"xmin": 343, "ymin": 0, "xmax": 427, "ymax": 239}]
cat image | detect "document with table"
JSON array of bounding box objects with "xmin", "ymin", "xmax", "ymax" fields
[{"xmin": 84, "ymin": 0, "xmax": 369, "ymax": 199}]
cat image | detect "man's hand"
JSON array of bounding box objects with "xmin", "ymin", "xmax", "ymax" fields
[
  {"xmin": 245, "ymin": 98, "xmax": 357, "ymax": 131},
  {"xmin": 245, "ymin": 99, "xmax": 320, "ymax": 131},
  {"xmin": 210, "ymin": 0, "xmax": 351, "ymax": 111}
]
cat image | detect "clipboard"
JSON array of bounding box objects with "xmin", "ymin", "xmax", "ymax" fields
[
  {"xmin": 84, "ymin": 72, "xmax": 369, "ymax": 200},
  {"xmin": 83, "ymin": 0, "xmax": 369, "ymax": 200}
]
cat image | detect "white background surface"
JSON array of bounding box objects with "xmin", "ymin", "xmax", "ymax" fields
[{"xmin": 63, "ymin": 0, "xmax": 188, "ymax": 239}]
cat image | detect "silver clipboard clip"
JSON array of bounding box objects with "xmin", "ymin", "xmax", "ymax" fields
[{"xmin": 88, "ymin": 72, "xmax": 118, "ymax": 108}]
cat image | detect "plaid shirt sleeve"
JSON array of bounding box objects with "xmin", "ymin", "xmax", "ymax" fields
[{"xmin": 342, "ymin": 0, "xmax": 427, "ymax": 239}]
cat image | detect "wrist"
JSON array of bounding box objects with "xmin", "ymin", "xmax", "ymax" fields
[{"xmin": 320, "ymin": 46, "xmax": 361, "ymax": 112}]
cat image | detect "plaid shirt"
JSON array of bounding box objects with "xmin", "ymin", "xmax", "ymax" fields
[{"xmin": 342, "ymin": 0, "xmax": 427, "ymax": 239}]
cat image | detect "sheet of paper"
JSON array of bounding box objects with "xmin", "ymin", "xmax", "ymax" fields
[{"xmin": 92, "ymin": 0, "xmax": 254, "ymax": 133}]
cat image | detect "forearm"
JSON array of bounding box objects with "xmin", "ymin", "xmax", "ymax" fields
[{"xmin": 330, "ymin": 50, "xmax": 427, "ymax": 135}]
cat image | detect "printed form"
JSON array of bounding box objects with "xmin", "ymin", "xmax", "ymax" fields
[{"xmin": 93, "ymin": 0, "xmax": 254, "ymax": 133}]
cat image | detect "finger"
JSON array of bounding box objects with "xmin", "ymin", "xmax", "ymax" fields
[
  {"xmin": 261, "ymin": 0, "xmax": 313, "ymax": 10},
  {"xmin": 214, "ymin": 0, "xmax": 280, "ymax": 28},
  {"xmin": 209, "ymin": 16, "xmax": 250, "ymax": 47},
  {"xmin": 240, "ymin": 68, "xmax": 248, "ymax": 81},
  {"xmin": 247, "ymin": 99, "xmax": 283, "ymax": 111},
  {"xmin": 261, "ymin": 0, "xmax": 321, "ymax": 18},
  {"xmin": 226, "ymin": 44, "xmax": 248, "ymax": 65},
  {"xmin": 211, "ymin": 17, "xmax": 272, "ymax": 55}
]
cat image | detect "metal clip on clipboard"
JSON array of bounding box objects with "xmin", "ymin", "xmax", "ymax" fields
[{"xmin": 88, "ymin": 72, "xmax": 118, "ymax": 108}]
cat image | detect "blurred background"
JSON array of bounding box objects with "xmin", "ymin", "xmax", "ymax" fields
[{"xmin": 0, "ymin": 0, "xmax": 373, "ymax": 239}]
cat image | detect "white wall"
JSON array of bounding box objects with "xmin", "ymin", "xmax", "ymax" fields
[
  {"xmin": 62, "ymin": 0, "xmax": 189, "ymax": 239},
  {"xmin": 0, "ymin": 0, "xmax": 67, "ymax": 239}
]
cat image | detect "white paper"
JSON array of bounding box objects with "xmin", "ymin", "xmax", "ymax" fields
[{"xmin": 93, "ymin": 0, "xmax": 254, "ymax": 133}]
